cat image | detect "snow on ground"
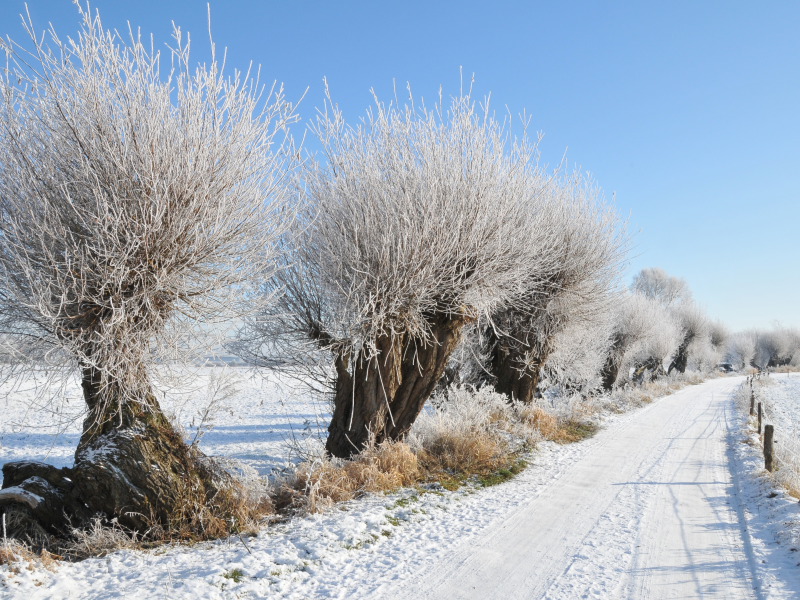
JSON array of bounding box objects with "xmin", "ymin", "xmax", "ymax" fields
[
  {"xmin": 0, "ymin": 372, "xmax": 596, "ymax": 599},
  {"xmin": 727, "ymin": 373, "xmax": 800, "ymax": 596},
  {"xmin": 0, "ymin": 367, "xmax": 323, "ymax": 485},
  {"xmin": 757, "ymin": 373, "xmax": 800, "ymax": 436},
  {"xmin": 383, "ymin": 376, "xmax": 800, "ymax": 599},
  {"xmin": 3, "ymin": 374, "xmax": 800, "ymax": 598}
]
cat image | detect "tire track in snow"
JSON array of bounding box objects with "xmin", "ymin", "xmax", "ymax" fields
[{"xmin": 388, "ymin": 377, "xmax": 762, "ymax": 599}]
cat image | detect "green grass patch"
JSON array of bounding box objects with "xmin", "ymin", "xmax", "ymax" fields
[
  {"xmin": 477, "ymin": 459, "xmax": 528, "ymax": 487},
  {"xmin": 556, "ymin": 421, "xmax": 598, "ymax": 444},
  {"xmin": 222, "ymin": 568, "xmax": 245, "ymax": 583}
]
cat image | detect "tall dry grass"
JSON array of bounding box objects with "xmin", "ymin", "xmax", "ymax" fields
[{"xmin": 274, "ymin": 441, "xmax": 419, "ymax": 513}]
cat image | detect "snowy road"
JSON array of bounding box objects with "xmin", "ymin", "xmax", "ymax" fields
[{"xmin": 392, "ymin": 376, "xmax": 764, "ymax": 599}]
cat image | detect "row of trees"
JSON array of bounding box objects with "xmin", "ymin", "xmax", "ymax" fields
[
  {"xmin": 439, "ymin": 267, "xmax": 729, "ymax": 401},
  {"xmin": 727, "ymin": 326, "xmax": 800, "ymax": 371},
  {"xmin": 0, "ymin": 7, "xmax": 750, "ymax": 538},
  {"xmin": 236, "ymin": 86, "xmax": 628, "ymax": 457}
]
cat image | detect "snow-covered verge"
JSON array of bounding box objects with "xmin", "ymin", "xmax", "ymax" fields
[
  {"xmin": 0, "ymin": 430, "xmax": 593, "ymax": 598},
  {"xmin": 0, "ymin": 370, "xmax": 731, "ymax": 598},
  {"xmin": 728, "ymin": 373, "xmax": 800, "ymax": 596}
]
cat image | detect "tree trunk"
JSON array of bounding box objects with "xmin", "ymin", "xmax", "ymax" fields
[
  {"xmin": 668, "ymin": 333, "xmax": 694, "ymax": 374},
  {"xmin": 326, "ymin": 335, "xmax": 404, "ymax": 458},
  {"xmin": 633, "ymin": 357, "xmax": 666, "ymax": 383},
  {"xmin": 385, "ymin": 315, "xmax": 467, "ymax": 439},
  {"xmin": 600, "ymin": 355, "xmax": 621, "ymax": 391},
  {"xmin": 600, "ymin": 333, "xmax": 627, "ymax": 391},
  {"xmin": 326, "ymin": 315, "xmax": 468, "ymax": 458},
  {"xmin": 1, "ymin": 367, "xmax": 223, "ymax": 538},
  {"xmin": 69, "ymin": 366, "xmax": 220, "ymax": 531},
  {"xmin": 486, "ymin": 327, "xmax": 549, "ymax": 404}
]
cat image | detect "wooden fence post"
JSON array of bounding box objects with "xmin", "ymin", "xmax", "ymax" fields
[
  {"xmin": 758, "ymin": 402, "xmax": 762, "ymax": 435},
  {"xmin": 764, "ymin": 424, "xmax": 774, "ymax": 472},
  {"xmin": 750, "ymin": 387, "xmax": 755, "ymax": 416}
]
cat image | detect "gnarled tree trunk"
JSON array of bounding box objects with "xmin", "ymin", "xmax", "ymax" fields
[
  {"xmin": 385, "ymin": 315, "xmax": 467, "ymax": 440},
  {"xmin": 1, "ymin": 368, "xmax": 221, "ymax": 537},
  {"xmin": 326, "ymin": 315, "xmax": 468, "ymax": 458},
  {"xmin": 326, "ymin": 335, "xmax": 404, "ymax": 458},
  {"xmin": 600, "ymin": 333, "xmax": 627, "ymax": 391},
  {"xmin": 69, "ymin": 365, "xmax": 220, "ymax": 531},
  {"xmin": 633, "ymin": 356, "xmax": 666, "ymax": 383}
]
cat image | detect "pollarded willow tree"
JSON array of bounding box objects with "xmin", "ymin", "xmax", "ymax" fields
[
  {"xmin": 480, "ymin": 173, "xmax": 627, "ymax": 403},
  {"xmin": 0, "ymin": 7, "xmax": 297, "ymax": 533},
  {"xmin": 242, "ymin": 83, "xmax": 566, "ymax": 457}
]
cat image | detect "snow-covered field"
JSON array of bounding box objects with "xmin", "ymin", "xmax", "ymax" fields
[
  {"xmin": 0, "ymin": 368, "xmax": 323, "ymax": 485},
  {"xmin": 755, "ymin": 373, "xmax": 800, "ymax": 436},
  {"xmin": 3, "ymin": 373, "xmax": 800, "ymax": 598}
]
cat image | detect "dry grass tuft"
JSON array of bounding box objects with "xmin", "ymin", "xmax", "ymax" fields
[
  {"xmin": 417, "ymin": 430, "xmax": 508, "ymax": 477},
  {"xmin": 517, "ymin": 406, "xmax": 558, "ymax": 439},
  {"xmin": 140, "ymin": 456, "xmax": 275, "ymax": 542},
  {"xmin": 62, "ymin": 518, "xmax": 140, "ymax": 561},
  {"xmin": 275, "ymin": 440, "xmax": 419, "ymax": 514}
]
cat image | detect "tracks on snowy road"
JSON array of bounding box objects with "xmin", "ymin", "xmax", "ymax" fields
[{"xmin": 389, "ymin": 377, "xmax": 768, "ymax": 600}]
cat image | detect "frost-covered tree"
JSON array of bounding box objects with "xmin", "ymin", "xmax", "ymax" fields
[
  {"xmin": 599, "ymin": 292, "xmax": 681, "ymax": 389},
  {"xmin": 726, "ymin": 331, "xmax": 757, "ymax": 371},
  {"xmin": 480, "ymin": 173, "xmax": 626, "ymax": 403},
  {"xmin": 631, "ymin": 267, "xmax": 692, "ymax": 307},
  {"xmin": 243, "ymin": 84, "xmax": 566, "ymax": 457},
  {"xmin": 746, "ymin": 326, "xmax": 800, "ymax": 369},
  {"xmin": 0, "ymin": 7, "xmax": 297, "ymax": 531},
  {"xmin": 686, "ymin": 319, "xmax": 729, "ymax": 372},
  {"xmin": 667, "ymin": 303, "xmax": 709, "ymax": 374}
]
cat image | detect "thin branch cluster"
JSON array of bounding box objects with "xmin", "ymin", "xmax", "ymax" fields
[{"xmin": 241, "ymin": 84, "xmax": 578, "ymax": 378}]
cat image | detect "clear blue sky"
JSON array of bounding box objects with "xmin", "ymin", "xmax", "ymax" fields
[{"xmin": 3, "ymin": 1, "xmax": 798, "ymax": 331}]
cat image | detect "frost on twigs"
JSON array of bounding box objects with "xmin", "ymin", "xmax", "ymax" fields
[{"xmin": 0, "ymin": 3, "xmax": 297, "ymax": 537}]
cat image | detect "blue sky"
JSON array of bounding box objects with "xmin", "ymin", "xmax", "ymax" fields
[{"xmin": 2, "ymin": 1, "xmax": 797, "ymax": 331}]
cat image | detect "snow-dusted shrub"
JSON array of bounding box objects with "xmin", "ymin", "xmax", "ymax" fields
[
  {"xmin": 410, "ymin": 386, "xmax": 517, "ymax": 477},
  {"xmin": 411, "ymin": 385, "xmax": 514, "ymax": 444},
  {"xmin": 275, "ymin": 441, "xmax": 419, "ymax": 514},
  {"xmin": 244, "ymin": 83, "xmax": 565, "ymax": 457}
]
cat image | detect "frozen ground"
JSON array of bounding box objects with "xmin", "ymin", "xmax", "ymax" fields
[
  {"xmin": 392, "ymin": 376, "xmax": 800, "ymax": 599},
  {"xmin": 756, "ymin": 373, "xmax": 800, "ymax": 435},
  {"xmin": 0, "ymin": 367, "xmax": 323, "ymax": 485},
  {"xmin": 2, "ymin": 374, "xmax": 800, "ymax": 598}
]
